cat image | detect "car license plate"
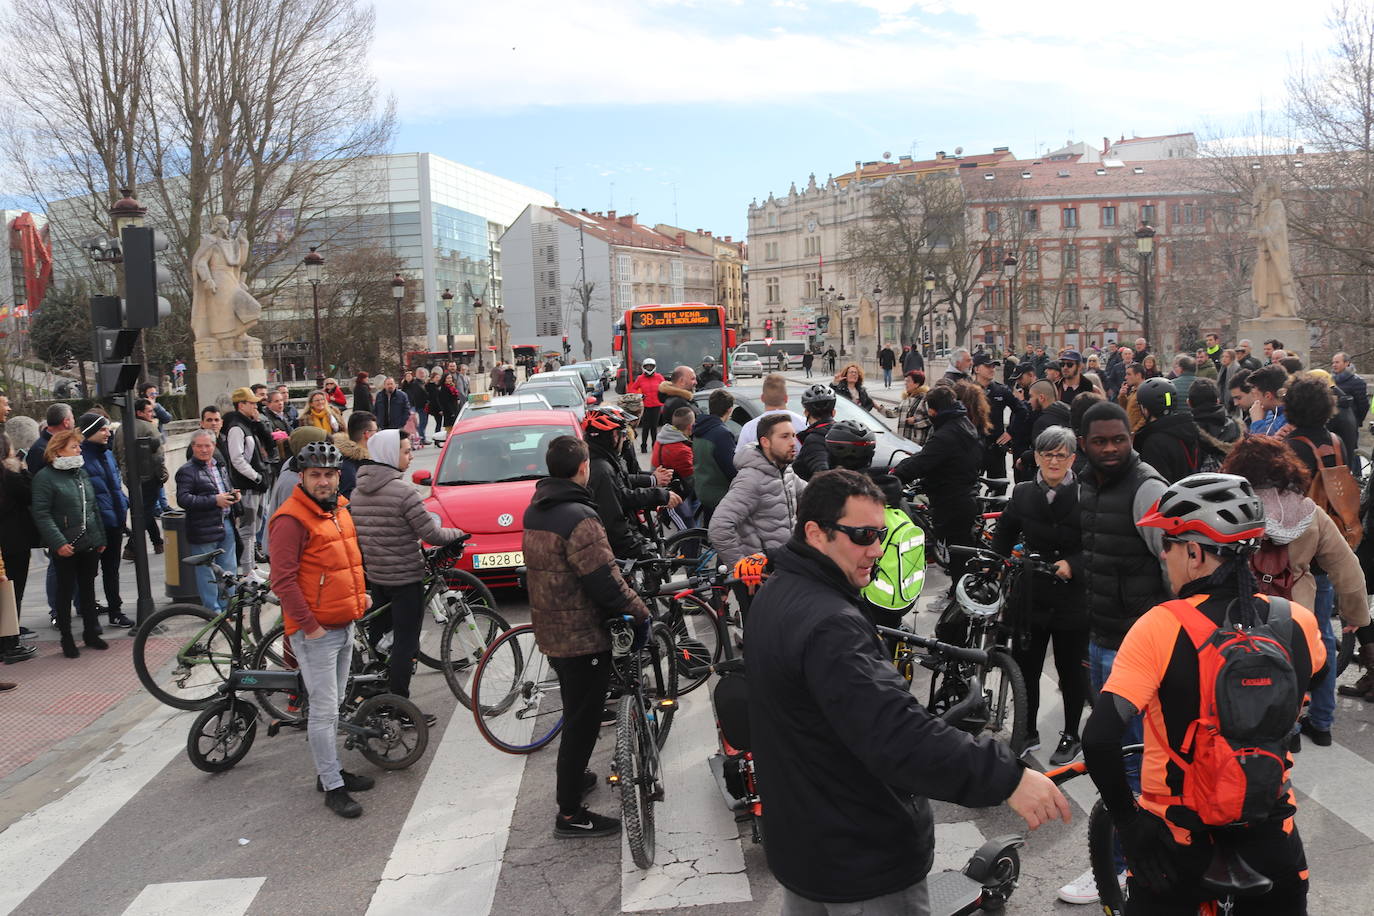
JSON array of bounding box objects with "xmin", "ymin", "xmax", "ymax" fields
[{"xmin": 473, "ymin": 551, "xmax": 524, "ymax": 569}]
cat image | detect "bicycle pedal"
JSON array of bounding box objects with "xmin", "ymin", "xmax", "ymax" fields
[{"xmin": 267, "ymin": 720, "xmax": 282, "ymax": 738}]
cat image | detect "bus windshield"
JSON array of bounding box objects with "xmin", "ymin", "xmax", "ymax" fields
[{"xmin": 630, "ymin": 325, "xmax": 725, "ymax": 372}]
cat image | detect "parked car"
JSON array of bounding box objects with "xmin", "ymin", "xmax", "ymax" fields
[
  {"xmin": 691, "ymin": 384, "xmax": 919, "ymax": 469},
  {"xmin": 415, "ymin": 409, "xmax": 583, "ymax": 586},
  {"xmin": 731, "ymin": 351, "xmax": 764, "ymax": 378},
  {"xmin": 516, "ymin": 376, "xmax": 592, "ymax": 421},
  {"xmin": 458, "ymin": 391, "xmax": 551, "ymax": 420},
  {"xmin": 563, "ymin": 363, "xmax": 603, "ymax": 391}
]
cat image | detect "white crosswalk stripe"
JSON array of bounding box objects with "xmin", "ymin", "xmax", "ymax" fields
[{"xmin": 121, "ymin": 878, "xmax": 266, "ymax": 916}]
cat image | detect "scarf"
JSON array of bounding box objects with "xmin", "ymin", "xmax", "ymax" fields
[
  {"xmin": 1036, "ymin": 468, "xmax": 1075, "ymax": 504},
  {"xmin": 306, "ymin": 406, "xmax": 336, "ymax": 432}
]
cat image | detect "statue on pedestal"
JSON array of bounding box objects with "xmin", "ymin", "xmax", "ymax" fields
[
  {"xmin": 1250, "ymin": 179, "xmax": 1300, "ymax": 320},
  {"xmin": 191, "ymin": 215, "xmax": 263, "ymax": 358}
]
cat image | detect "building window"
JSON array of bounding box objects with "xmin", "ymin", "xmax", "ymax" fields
[
  {"xmin": 767, "ymin": 211, "xmax": 777, "ymax": 227},
  {"xmin": 1063, "ymin": 245, "xmax": 1078, "ymax": 271},
  {"xmin": 1063, "ymin": 207, "xmax": 1078, "ymax": 228},
  {"xmin": 981, "ymin": 248, "xmax": 994, "ymax": 271},
  {"xmin": 1026, "ymin": 329, "xmax": 1042, "ymax": 347},
  {"xmin": 1023, "ymin": 208, "xmax": 1039, "ymax": 230},
  {"xmin": 1102, "ymin": 206, "xmax": 1117, "ymax": 227},
  {"xmin": 619, "ymin": 282, "xmax": 632, "ymax": 307},
  {"xmin": 804, "ymin": 236, "xmax": 821, "ymax": 257},
  {"xmin": 1024, "ymin": 247, "xmax": 1039, "ymax": 270},
  {"xmin": 671, "ymin": 260, "xmax": 683, "ymax": 284},
  {"xmin": 986, "ymin": 210, "xmax": 1000, "ymax": 232},
  {"xmin": 1065, "ymin": 284, "xmax": 1079, "ymax": 308},
  {"xmin": 1105, "ymin": 281, "xmax": 1120, "ymax": 308},
  {"xmin": 617, "ymin": 254, "xmax": 631, "ymax": 282},
  {"xmin": 1141, "ymin": 204, "xmax": 1156, "ymax": 225},
  {"xmin": 1103, "ymin": 244, "xmax": 1118, "ymax": 269},
  {"xmin": 1025, "ymin": 285, "xmax": 1041, "ymax": 309},
  {"xmin": 804, "ymin": 271, "xmax": 818, "ymax": 298},
  {"xmin": 765, "ymin": 277, "xmax": 780, "ymax": 304},
  {"xmin": 765, "ymin": 241, "xmax": 779, "ymax": 262}
]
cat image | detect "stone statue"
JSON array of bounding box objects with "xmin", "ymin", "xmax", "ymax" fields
[
  {"xmin": 191, "ymin": 214, "xmax": 263, "ymax": 345},
  {"xmin": 1249, "ymin": 178, "xmax": 1300, "ymax": 319}
]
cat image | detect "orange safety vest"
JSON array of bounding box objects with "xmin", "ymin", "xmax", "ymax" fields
[{"xmin": 273, "ymin": 486, "xmax": 367, "ymax": 635}]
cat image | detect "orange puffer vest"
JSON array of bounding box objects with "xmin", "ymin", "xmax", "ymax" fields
[{"xmin": 275, "ymin": 486, "xmax": 367, "ymax": 635}]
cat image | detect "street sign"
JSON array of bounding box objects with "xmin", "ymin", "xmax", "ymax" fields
[{"xmin": 764, "ymin": 337, "xmax": 773, "ymax": 345}]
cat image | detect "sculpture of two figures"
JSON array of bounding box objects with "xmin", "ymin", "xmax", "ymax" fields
[{"xmin": 191, "ymin": 214, "xmax": 263, "ymax": 359}]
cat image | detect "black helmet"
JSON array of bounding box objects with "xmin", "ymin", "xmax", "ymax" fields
[
  {"xmin": 295, "ymin": 441, "xmax": 342, "ymax": 469},
  {"xmin": 801, "ymin": 384, "xmax": 837, "ymax": 411},
  {"xmin": 702, "ymin": 355, "xmax": 715, "ymax": 366},
  {"xmin": 824, "ymin": 420, "xmax": 876, "ymax": 470},
  {"xmin": 1136, "ymin": 377, "xmax": 1180, "ymax": 417}
]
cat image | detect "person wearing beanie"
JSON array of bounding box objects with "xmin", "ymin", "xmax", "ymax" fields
[
  {"xmin": 78, "ymin": 412, "xmax": 134, "ymax": 628},
  {"xmin": 263, "ymin": 426, "xmax": 329, "ymax": 552},
  {"xmin": 348, "ymin": 429, "xmax": 466, "ymax": 710}
]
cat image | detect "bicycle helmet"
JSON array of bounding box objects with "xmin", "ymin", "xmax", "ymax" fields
[
  {"xmin": 801, "ymin": 383, "xmax": 837, "ymax": 411},
  {"xmin": 824, "ymin": 420, "xmax": 876, "ymax": 470},
  {"xmin": 583, "ymin": 404, "xmax": 629, "ymax": 437},
  {"xmin": 295, "ymin": 441, "xmax": 342, "ymax": 469},
  {"xmin": 955, "ymin": 571, "xmax": 1004, "ymax": 619},
  {"xmin": 1136, "ymin": 376, "xmax": 1179, "ymax": 417},
  {"xmin": 1137, "ymin": 473, "xmax": 1265, "ymax": 554}
]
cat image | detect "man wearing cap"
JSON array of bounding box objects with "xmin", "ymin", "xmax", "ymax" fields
[
  {"xmin": 1056, "ymin": 351, "xmax": 1094, "ymax": 403},
  {"xmin": 626, "ymin": 358, "xmax": 666, "ymax": 454},
  {"xmin": 223, "ymin": 387, "xmax": 270, "ymax": 574},
  {"xmin": 78, "ymin": 412, "xmax": 134, "ymax": 629},
  {"xmin": 973, "ymin": 352, "xmax": 1025, "ymax": 487}
]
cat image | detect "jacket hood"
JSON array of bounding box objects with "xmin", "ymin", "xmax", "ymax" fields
[
  {"xmin": 660, "ymin": 383, "xmax": 694, "ymax": 400},
  {"xmin": 1041, "ymin": 401, "xmax": 1072, "ymax": 424},
  {"xmin": 1143, "ymin": 410, "xmax": 1200, "ymax": 443},
  {"xmin": 354, "ymin": 460, "xmax": 401, "ymax": 496},
  {"xmin": 531, "ymin": 475, "xmax": 597, "ymax": 510},
  {"xmin": 1192, "ymin": 404, "xmax": 1234, "ymax": 434},
  {"xmin": 737, "ymin": 442, "xmax": 789, "ymax": 475},
  {"xmin": 933, "ymin": 406, "xmax": 979, "ymax": 442},
  {"xmin": 657, "ymin": 425, "xmax": 689, "ymax": 445},
  {"xmin": 368, "ymin": 429, "xmax": 403, "ymax": 468},
  {"xmin": 693, "ymin": 414, "xmax": 726, "ymax": 437},
  {"xmin": 333, "ymin": 434, "xmax": 368, "ymax": 461},
  {"xmin": 1257, "ymin": 487, "xmax": 1317, "ymax": 544}
]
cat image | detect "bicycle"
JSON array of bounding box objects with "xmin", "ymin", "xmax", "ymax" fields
[
  {"xmin": 469, "ymin": 612, "xmax": 679, "ymax": 756},
  {"xmin": 899, "ymin": 477, "xmax": 1007, "ymax": 571},
  {"xmin": 623, "ymin": 554, "xmax": 733, "ymax": 697},
  {"xmin": 249, "ymin": 539, "xmax": 510, "ymax": 719},
  {"xmin": 1047, "ymin": 745, "xmax": 1276, "ymax": 916},
  {"xmin": 132, "ymin": 550, "xmax": 278, "ymax": 710}
]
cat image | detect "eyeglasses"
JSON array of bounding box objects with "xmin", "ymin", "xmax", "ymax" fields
[
  {"xmin": 822, "ymin": 522, "xmax": 888, "ymax": 546},
  {"xmin": 1036, "ymin": 451, "xmax": 1073, "ymax": 463}
]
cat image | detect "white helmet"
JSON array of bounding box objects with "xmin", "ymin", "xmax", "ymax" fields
[{"xmin": 955, "ymin": 572, "xmax": 1003, "ymax": 619}]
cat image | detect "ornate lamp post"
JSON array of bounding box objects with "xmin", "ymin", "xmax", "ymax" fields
[
  {"xmin": 924, "ymin": 270, "xmax": 937, "ymax": 356},
  {"xmin": 391, "ymin": 273, "xmax": 406, "ymax": 375},
  {"xmin": 1135, "ymin": 222, "xmax": 1156, "ymax": 347},
  {"xmin": 473, "ymin": 295, "xmax": 486, "ymax": 373},
  {"xmin": 1002, "ymin": 252, "xmax": 1019, "ymax": 357},
  {"xmin": 872, "ymin": 285, "xmax": 883, "ymax": 349},
  {"xmin": 304, "ymin": 247, "xmax": 325, "ymax": 388},
  {"xmin": 110, "ymin": 188, "xmax": 147, "ymax": 236},
  {"xmin": 441, "ymin": 287, "xmax": 454, "ymax": 356}
]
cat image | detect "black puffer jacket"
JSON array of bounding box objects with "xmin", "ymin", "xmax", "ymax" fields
[
  {"xmin": 746, "ymin": 538, "xmax": 1023, "ymax": 903},
  {"xmin": 892, "ymin": 405, "xmax": 982, "ymax": 520},
  {"xmin": 586, "ymin": 437, "xmax": 669, "ymax": 559},
  {"xmin": 1133, "ymin": 410, "xmax": 1203, "ymax": 483},
  {"xmin": 991, "ymin": 476, "xmax": 1086, "ymax": 630},
  {"xmin": 832, "ymin": 379, "xmax": 874, "ymax": 411},
  {"xmin": 794, "ymin": 421, "xmax": 833, "ymax": 481}
]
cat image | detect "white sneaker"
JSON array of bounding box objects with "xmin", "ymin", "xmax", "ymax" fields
[{"xmin": 1057, "ymin": 866, "xmax": 1126, "ymax": 904}]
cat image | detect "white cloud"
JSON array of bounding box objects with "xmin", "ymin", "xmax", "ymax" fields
[{"xmin": 369, "ymin": 0, "xmax": 1332, "ymax": 116}]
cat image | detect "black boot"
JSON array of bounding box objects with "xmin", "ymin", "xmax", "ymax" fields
[
  {"xmin": 82, "ymin": 608, "xmax": 108, "ymax": 649},
  {"xmin": 60, "ymin": 634, "xmax": 80, "ymax": 658}
]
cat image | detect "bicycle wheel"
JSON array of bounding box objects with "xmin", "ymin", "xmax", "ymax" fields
[
  {"xmin": 443, "ymin": 567, "xmax": 499, "ymax": 613},
  {"xmin": 249, "ymin": 625, "xmax": 308, "ymax": 723},
  {"xmin": 133, "ymin": 604, "xmax": 239, "ymax": 710},
  {"xmin": 440, "ymin": 603, "xmax": 513, "ymax": 709},
  {"xmin": 908, "ymin": 508, "xmax": 948, "ymax": 571},
  {"xmin": 663, "ymin": 527, "xmax": 717, "ymax": 577},
  {"xmin": 1088, "ymin": 799, "xmax": 1127, "ymax": 916},
  {"xmin": 658, "ymin": 592, "xmax": 722, "ymax": 698},
  {"xmin": 186, "ymin": 697, "xmax": 258, "ymax": 773},
  {"xmin": 351, "ymin": 693, "xmax": 429, "ymax": 770},
  {"xmin": 983, "ymin": 649, "xmax": 1029, "ymax": 753},
  {"xmin": 616, "ymin": 694, "xmax": 659, "ymax": 869},
  {"xmin": 645, "ymin": 621, "xmax": 680, "ymax": 746},
  {"xmin": 470, "ymin": 624, "xmax": 564, "ymax": 754}
]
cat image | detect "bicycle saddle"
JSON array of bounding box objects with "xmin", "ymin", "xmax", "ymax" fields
[
  {"xmin": 183, "ymin": 548, "xmax": 225, "ymax": 567},
  {"xmin": 1200, "ymin": 841, "xmax": 1273, "ymax": 898}
]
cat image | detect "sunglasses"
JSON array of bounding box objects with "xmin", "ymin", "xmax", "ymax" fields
[{"xmin": 822, "ymin": 522, "xmax": 888, "ymax": 546}]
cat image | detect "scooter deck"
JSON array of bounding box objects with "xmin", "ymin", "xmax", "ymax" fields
[{"xmin": 926, "ymin": 869, "xmax": 986, "ymax": 916}]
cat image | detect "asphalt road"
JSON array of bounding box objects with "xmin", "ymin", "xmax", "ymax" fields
[{"xmin": 4, "ymin": 383, "xmax": 1374, "ymax": 915}]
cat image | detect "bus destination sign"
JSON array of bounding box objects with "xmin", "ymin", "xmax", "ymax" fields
[{"xmin": 631, "ymin": 308, "xmax": 720, "ymax": 329}]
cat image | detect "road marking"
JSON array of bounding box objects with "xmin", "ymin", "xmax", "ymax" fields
[
  {"xmin": 620, "ymin": 688, "xmax": 751, "ymax": 912},
  {"xmin": 1288, "ymin": 729, "xmax": 1374, "ymax": 842},
  {"xmin": 0, "ymin": 704, "xmax": 184, "ymax": 916},
  {"xmin": 366, "ymin": 706, "xmax": 530, "ymax": 916},
  {"xmin": 1029, "ymin": 678, "xmax": 1099, "ymax": 813},
  {"xmin": 121, "ymin": 878, "xmax": 265, "ymax": 916}
]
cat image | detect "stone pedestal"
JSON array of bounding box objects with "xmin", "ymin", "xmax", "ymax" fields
[
  {"xmin": 1238, "ymin": 316, "xmax": 1308, "ymax": 368},
  {"xmin": 195, "ymin": 336, "xmax": 265, "ymax": 409}
]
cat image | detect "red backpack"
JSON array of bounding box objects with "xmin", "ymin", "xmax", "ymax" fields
[
  {"xmin": 1249, "ymin": 540, "xmax": 1296, "ymax": 599},
  {"xmin": 1143, "ymin": 595, "xmax": 1301, "ymax": 828}
]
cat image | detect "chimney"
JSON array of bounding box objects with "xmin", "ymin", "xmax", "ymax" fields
[
  {"xmin": 936, "ymin": 151, "xmax": 946, "ymax": 160},
  {"xmin": 724, "ymin": 235, "xmax": 732, "ymax": 243},
  {"xmin": 607, "ymin": 210, "xmax": 616, "ymax": 220},
  {"xmin": 855, "ymin": 160, "xmax": 862, "ymax": 175},
  {"xmin": 619, "ymin": 214, "xmax": 635, "ymax": 227},
  {"xmin": 676, "ymin": 232, "xmax": 686, "ymax": 245},
  {"xmin": 1103, "ymin": 137, "xmax": 1110, "ymax": 154}
]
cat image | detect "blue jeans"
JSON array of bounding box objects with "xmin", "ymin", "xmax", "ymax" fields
[
  {"xmin": 1308, "ymin": 573, "xmax": 1338, "ymax": 731},
  {"xmin": 188, "ymin": 518, "xmax": 236, "ymax": 613},
  {"xmin": 1091, "ymin": 641, "xmax": 1142, "ymax": 873},
  {"xmin": 882, "ymin": 368, "xmax": 893, "ymax": 387},
  {"xmin": 293, "ymin": 624, "xmax": 354, "ymax": 790},
  {"xmin": 416, "ymin": 410, "xmax": 429, "ymax": 441}
]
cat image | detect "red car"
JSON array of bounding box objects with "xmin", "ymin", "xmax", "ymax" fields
[{"xmin": 414, "ymin": 409, "xmax": 583, "ymax": 587}]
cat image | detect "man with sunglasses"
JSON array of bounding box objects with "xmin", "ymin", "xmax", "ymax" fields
[{"xmin": 747, "ymin": 469, "xmax": 1071, "ymax": 914}]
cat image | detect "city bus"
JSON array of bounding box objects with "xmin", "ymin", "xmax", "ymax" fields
[{"xmin": 612, "ymin": 302, "xmax": 737, "ymax": 382}]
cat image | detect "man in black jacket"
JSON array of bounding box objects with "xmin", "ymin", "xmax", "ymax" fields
[
  {"xmin": 582, "ymin": 407, "xmax": 678, "ymax": 559},
  {"xmin": 372, "ymin": 376, "xmax": 411, "ymax": 432},
  {"xmin": 1016, "ymin": 380, "xmax": 1071, "ymax": 480},
  {"xmin": 1132, "ymin": 377, "xmax": 1203, "ymax": 484},
  {"xmin": 1056, "ymin": 350, "xmax": 1095, "ymax": 403},
  {"xmin": 794, "ymin": 384, "xmax": 837, "ymax": 481},
  {"xmin": 747, "ymin": 469, "xmax": 1069, "ymax": 911},
  {"xmin": 1332, "ymin": 352, "xmax": 1369, "ymax": 425}
]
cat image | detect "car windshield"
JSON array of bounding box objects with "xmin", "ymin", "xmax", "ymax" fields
[
  {"xmin": 568, "ymin": 364, "xmax": 599, "ymax": 383},
  {"xmin": 518, "ymin": 382, "xmax": 582, "ymax": 409},
  {"xmin": 436, "ymin": 424, "xmax": 568, "ymax": 485}
]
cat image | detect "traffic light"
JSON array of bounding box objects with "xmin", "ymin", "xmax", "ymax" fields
[
  {"xmin": 121, "ymin": 226, "xmax": 171, "ymax": 328},
  {"xmin": 816, "ymin": 315, "xmax": 830, "ymax": 332},
  {"xmin": 764, "ymin": 318, "xmax": 773, "ymax": 332},
  {"xmin": 90, "ymin": 295, "xmax": 140, "ymax": 396}
]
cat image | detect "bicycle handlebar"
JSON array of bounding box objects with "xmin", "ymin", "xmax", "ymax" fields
[
  {"xmin": 1046, "ymin": 744, "xmax": 1144, "ymax": 786},
  {"xmin": 875, "ymin": 625, "xmax": 989, "ymax": 665}
]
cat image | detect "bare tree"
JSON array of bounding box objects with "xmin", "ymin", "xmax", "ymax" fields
[
  {"xmin": 566, "ymin": 280, "xmax": 599, "ymax": 362},
  {"xmin": 845, "ymin": 175, "xmax": 941, "ymax": 345}
]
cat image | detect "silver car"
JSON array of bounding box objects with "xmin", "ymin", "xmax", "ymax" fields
[
  {"xmin": 458, "ymin": 391, "xmax": 551, "ymax": 420},
  {"xmin": 731, "ymin": 351, "xmax": 764, "ymax": 378},
  {"xmin": 516, "ymin": 376, "xmax": 591, "ymax": 421}
]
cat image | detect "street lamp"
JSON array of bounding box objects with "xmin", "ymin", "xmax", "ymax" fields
[
  {"xmin": 1135, "ymin": 222, "xmax": 1156, "ymax": 348},
  {"xmin": 924, "ymin": 270, "xmax": 937, "ymax": 357},
  {"xmin": 304, "ymin": 246, "xmax": 325, "ymax": 388},
  {"xmin": 441, "ymin": 287, "xmax": 454, "ymax": 356},
  {"xmin": 110, "ymin": 188, "xmax": 147, "ymax": 236},
  {"xmin": 872, "ymin": 285, "xmax": 882, "ymax": 349},
  {"xmin": 492, "ymin": 303, "xmax": 506, "ymax": 362},
  {"xmin": 391, "ymin": 273, "xmax": 406, "ymax": 375},
  {"xmin": 1002, "ymin": 252, "xmax": 1019, "ymax": 357},
  {"xmin": 473, "ymin": 295, "xmax": 486, "ymax": 373}
]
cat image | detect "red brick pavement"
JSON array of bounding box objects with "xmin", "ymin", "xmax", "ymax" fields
[{"xmin": 0, "ymin": 634, "xmax": 174, "ymax": 780}]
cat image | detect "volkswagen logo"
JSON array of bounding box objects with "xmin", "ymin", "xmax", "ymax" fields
[{"xmin": 497, "ymin": 513, "xmax": 514, "ymax": 527}]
